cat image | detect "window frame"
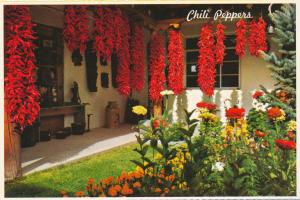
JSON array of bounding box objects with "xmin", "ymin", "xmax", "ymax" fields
[{"xmin": 184, "ymin": 34, "xmax": 241, "ymax": 90}]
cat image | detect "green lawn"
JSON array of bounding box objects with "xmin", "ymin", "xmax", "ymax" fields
[{"xmin": 5, "ymin": 143, "xmax": 143, "ymax": 197}]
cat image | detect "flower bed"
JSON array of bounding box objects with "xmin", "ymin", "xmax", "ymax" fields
[{"xmin": 65, "ymin": 90, "xmax": 296, "ymax": 197}]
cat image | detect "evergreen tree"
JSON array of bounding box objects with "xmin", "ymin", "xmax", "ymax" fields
[{"xmin": 259, "ymin": 4, "xmax": 296, "ymax": 119}]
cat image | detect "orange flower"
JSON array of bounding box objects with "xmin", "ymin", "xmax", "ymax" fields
[
  {"xmin": 164, "ymin": 188, "xmax": 170, "ymax": 193},
  {"xmin": 133, "ymin": 171, "xmax": 143, "ymax": 179},
  {"xmin": 287, "ymin": 131, "xmax": 296, "ymax": 140},
  {"xmin": 88, "ymin": 178, "xmax": 94, "ymax": 184},
  {"xmin": 103, "ymin": 176, "xmax": 114, "ymax": 185},
  {"xmin": 154, "ymin": 187, "xmax": 162, "ymax": 193},
  {"xmin": 171, "ymin": 185, "xmax": 176, "ymax": 190},
  {"xmin": 267, "ymin": 107, "xmax": 283, "ymax": 119},
  {"xmin": 114, "ymin": 185, "xmax": 122, "ymax": 192},
  {"xmin": 133, "ymin": 181, "xmax": 141, "ymax": 188},
  {"xmin": 108, "ymin": 186, "xmax": 118, "ymax": 197},
  {"xmin": 255, "ymin": 130, "xmax": 266, "ymax": 137},
  {"xmin": 165, "ymin": 174, "xmax": 175, "ymax": 182},
  {"xmin": 121, "ymin": 183, "xmax": 133, "ymax": 196},
  {"xmin": 75, "ymin": 191, "xmax": 85, "ymax": 197}
]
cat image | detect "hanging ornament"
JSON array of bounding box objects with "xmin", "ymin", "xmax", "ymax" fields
[
  {"xmin": 235, "ymin": 19, "xmax": 247, "ymax": 57},
  {"xmin": 93, "ymin": 6, "xmax": 114, "ymax": 62},
  {"xmin": 256, "ymin": 17, "xmax": 268, "ymax": 54},
  {"xmin": 197, "ymin": 24, "xmax": 216, "ymax": 97},
  {"xmin": 168, "ymin": 28, "xmax": 184, "ymax": 94},
  {"xmin": 63, "ymin": 5, "xmax": 89, "ymax": 55},
  {"xmin": 4, "ymin": 6, "xmax": 40, "ymax": 131},
  {"xmin": 130, "ymin": 24, "xmax": 145, "ymax": 92},
  {"xmin": 215, "ymin": 23, "xmax": 226, "ymax": 64},
  {"xmin": 248, "ymin": 19, "xmax": 258, "ymax": 56},
  {"xmin": 115, "ymin": 12, "xmax": 131, "ymax": 96},
  {"xmin": 149, "ymin": 32, "xmax": 166, "ymax": 102}
]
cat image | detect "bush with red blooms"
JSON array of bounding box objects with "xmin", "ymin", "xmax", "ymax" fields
[
  {"xmin": 63, "ymin": 6, "xmax": 89, "ymax": 54},
  {"xmin": 4, "ymin": 5, "xmax": 40, "ymax": 130},
  {"xmin": 115, "ymin": 12, "xmax": 131, "ymax": 96},
  {"xmin": 196, "ymin": 102, "xmax": 217, "ymax": 111},
  {"xmin": 149, "ymin": 32, "xmax": 166, "ymax": 102},
  {"xmin": 275, "ymin": 139, "xmax": 296, "ymax": 150},
  {"xmin": 152, "ymin": 118, "xmax": 168, "ymax": 129},
  {"xmin": 197, "ymin": 24, "xmax": 216, "ymax": 97},
  {"xmin": 215, "ymin": 23, "xmax": 226, "ymax": 64},
  {"xmin": 267, "ymin": 107, "xmax": 283, "ymax": 119},
  {"xmin": 225, "ymin": 107, "xmax": 245, "ymax": 119},
  {"xmin": 252, "ymin": 90, "xmax": 264, "ymax": 99},
  {"xmin": 168, "ymin": 28, "xmax": 184, "ymax": 94},
  {"xmin": 93, "ymin": 6, "xmax": 114, "ymax": 62},
  {"xmin": 130, "ymin": 24, "xmax": 145, "ymax": 92},
  {"xmin": 255, "ymin": 130, "xmax": 266, "ymax": 137},
  {"xmin": 235, "ymin": 19, "xmax": 247, "ymax": 57}
]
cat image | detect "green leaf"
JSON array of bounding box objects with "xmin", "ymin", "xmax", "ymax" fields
[{"xmin": 270, "ymin": 172, "xmax": 277, "ymax": 179}]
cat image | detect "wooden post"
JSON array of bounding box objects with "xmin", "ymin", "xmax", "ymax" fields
[
  {"xmin": 153, "ymin": 100, "xmax": 162, "ymax": 118},
  {"xmin": 4, "ymin": 106, "xmax": 22, "ymax": 181}
]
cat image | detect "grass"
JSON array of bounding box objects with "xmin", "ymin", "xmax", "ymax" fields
[{"xmin": 5, "ymin": 142, "xmax": 144, "ymax": 197}]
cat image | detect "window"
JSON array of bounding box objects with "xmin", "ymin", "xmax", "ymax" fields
[{"xmin": 185, "ymin": 35, "xmax": 240, "ymax": 88}]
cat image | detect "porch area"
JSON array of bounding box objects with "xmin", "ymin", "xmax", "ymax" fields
[{"xmin": 21, "ymin": 124, "xmax": 136, "ymax": 175}]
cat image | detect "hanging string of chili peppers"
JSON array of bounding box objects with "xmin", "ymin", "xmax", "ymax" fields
[
  {"xmin": 4, "ymin": 6, "xmax": 40, "ymax": 131},
  {"xmin": 130, "ymin": 24, "xmax": 145, "ymax": 92},
  {"xmin": 197, "ymin": 24, "xmax": 216, "ymax": 97},
  {"xmin": 235, "ymin": 19, "xmax": 247, "ymax": 57},
  {"xmin": 149, "ymin": 32, "xmax": 166, "ymax": 102},
  {"xmin": 167, "ymin": 28, "xmax": 185, "ymax": 95},
  {"xmin": 63, "ymin": 5, "xmax": 89, "ymax": 55},
  {"xmin": 215, "ymin": 23, "xmax": 226, "ymax": 64}
]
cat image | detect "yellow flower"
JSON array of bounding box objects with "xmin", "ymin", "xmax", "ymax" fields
[
  {"xmin": 132, "ymin": 105, "xmax": 147, "ymax": 116},
  {"xmin": 154, "ymin": 153, "xmax": 163, "ymax": 160},
  {"xmin": 287, "ymin": 120, "xmax": 296, "ymax": 131},
  {"xmin": 199, "ymin": 112, "xmax": 218, "ymax": 122},
  {"xmin": 275, "ymin": 109, "xmax": 286, "ymax": 121}
]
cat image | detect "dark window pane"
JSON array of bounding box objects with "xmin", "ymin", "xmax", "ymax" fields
[
  {"xmin": 186, "ymin": 63, "xmax": 197, "ymax": 75},
  {"xmin": 186, "ymin": 38, "xmax": 198, "ymax": 50},
  {"xmin": 186, "ymin": 76, "xmax": 198, "ymax": 87},
  {"xmin": 221, "ymin": 75, "xmax": 239, "ymax": 87},
  {"xmin": 224, "ymin": 48, "xmax": 239, "ymax": 60},
  {"xmin": 216, "ymin": 65, "xmax": 220, "ymax": 74},
  {"xmin": 224, "ymin": 35, "xmax": 236, "ymax": 47},
  {"xmin": 186, "ymin": 51, "xmax": 199, "ymax": 63},
  {"xmin": 215, "ymin": 75, "xmax": 220, "ymax": 88},
  {"xmin": 222, "ymin": 62, "xmax": 239, "ymax": 74}
]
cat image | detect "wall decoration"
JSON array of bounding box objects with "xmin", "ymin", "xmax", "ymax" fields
[
  {"xmin": 115, "ymin": 12, "xmax": 131, "ymax": 96},
  {"xmin": 130, "ymin": 24, "xmax": 145, "ymax": 92},
  {"xmin": 101, "ymin": 73, "xmax": 109, "ymax": 88},
  {"xmin": 256, "ymin": 17, "xmax": 268, "ymax": 55},
  {"xmin": 85, "ymin": 40, "xmax": 98, "ymax": 92},
  {"xmin": 93, "ymin": 6, "xmax": 114, "ymax": 63},
  {"xmin": 63, "ymin": 6, "xmax": 89, "ymax": 58},
  {"xmin": 4, "ymin": 5, "xmax": 40, "ymax": 131},
  {"xmin": 215, "ymin": 23, "xmax": 226, "ymax": 64},
  {"xmin": 167, "ymin": 28, "xmax": 184, "ymax": 94},
  {"xmin": 197, "ymin": 24, "xmax": 216, "ymax": 97},
  {"xmin": 111, "ymin": 52, "xmax": 119, "ymax": 88},
  {"xmin": 248, "ymin": 19, "xmax": 258, "ymax": 56},
  {"xmin": 149, "ymin": 32, "xmax": 166, "ymax": 102},
  {"xmin": 235, "ymin": 19, "xmax": 247, "ymax": 57}
]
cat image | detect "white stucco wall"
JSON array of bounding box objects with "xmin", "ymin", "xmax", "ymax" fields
[
  {"xmin": 168, "ymin": 20, "xmax": 275, "ymax": 122},
  {"xmin": 30, "ymin": 6, "xmax": 149, "ymax": 129}
]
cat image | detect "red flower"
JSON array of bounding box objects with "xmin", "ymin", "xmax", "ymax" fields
[
  {"xmin": 168, "ymin": 29, "xmax": 184, "ymax": 94},
  {"xmin": 196, "ymin": 102, "xmax": 217, "ymax": 111},
  {"xmin": 225, "ymin": 107, "xmax": 245, "ymax": 119},
  {"xmin": 235, "ymin": 19, "xmax": 247, "ymax": 57},
  {"xmin": 130, "ymin": 24, "xmax": 145, "ymax": 92},
  {"xmin": 215, "ymin": 23, "xmax": 226, "ymax": 64},
  {"xmin": 287, "ymin": 131, "xmax": 296, "ymax": 140},
  {"xmin": 149, "ymin": 32, "xmax": 166, "ymax": 102},
  {"xmin": 255, "ymin": 130, "xmax": 266, "ymax": 137},
  {"xmin": 153, "ymin": 119, "xmax": 161, "ymax": 129},
  {"xmin": 5, "ymin": 6, "xmax": 40, "ymax": 130},
  {"xmin": 267, "ymin": 107, "xmax": 282, "ymax": 119},
  {"xmin": 275, "ymin": 139, "xmax": 296, "ymax": 150},
  {"xmin": 252, "ymin": 91, "xmax": 264, "ymax": 99},
  {"xmin": 197, "ymin": 24, "xmax": 216, "ymax": 96}
]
